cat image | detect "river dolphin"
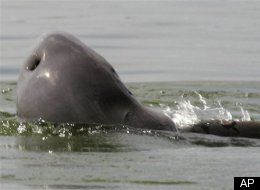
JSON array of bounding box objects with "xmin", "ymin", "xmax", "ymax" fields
[
  {"xmin": 17, "ymin": 32, "xmax": 176, "ymax": 131},
  {"xmin": 17, "ymin": 32, "xmax": 260, "ymax": 139}
]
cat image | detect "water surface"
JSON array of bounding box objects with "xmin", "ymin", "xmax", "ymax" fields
[
  {"xmin": 1, "ymin": 0, "xmax": 260, "ymax": 189},
  {"xmin": 1, "ymin": 0, "xmax": 260, "ymax": 81},
  {"xmin": 1, "ymin": 81, "xmax": 260, "ymax": 190}
]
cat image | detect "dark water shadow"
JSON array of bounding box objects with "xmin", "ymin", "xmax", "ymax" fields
[{"xmin": 14, "ymin": 134, "xmax": 127, "ymax": 153}]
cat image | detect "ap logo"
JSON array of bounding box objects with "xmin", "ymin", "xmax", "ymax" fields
[{"xmin": 234, "ymin": 177, "xmax": 259, "ymax": 190}]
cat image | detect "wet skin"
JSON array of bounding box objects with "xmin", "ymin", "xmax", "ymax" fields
[
  {"xmin": 17, "ymin": 32, "xmax": 176, "ymax": 131},
  {"xmin": 17, "ymin": 32, "xmax": 260, "ymax": 139}
]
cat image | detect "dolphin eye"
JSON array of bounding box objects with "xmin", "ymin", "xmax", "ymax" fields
[
  {"xmin": 27, "ymin": 57, "xmax": 41, "ymax": 71},
  {"xmin": 124, "ymin": 111, "xmax": 133, "ymax": 123}
]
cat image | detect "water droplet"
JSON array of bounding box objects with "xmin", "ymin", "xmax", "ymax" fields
[{"xmin": 17, "ymin": 123, "xmax": 26, "ymax": 134}]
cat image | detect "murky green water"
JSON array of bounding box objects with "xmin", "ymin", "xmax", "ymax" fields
[
  {"xmin": 1, "ymin": 81, "xmax": 260, "ymax": 190},
  {"xmin": 1, "ymin": 1, "xmax": 260, "ymax": 189}
]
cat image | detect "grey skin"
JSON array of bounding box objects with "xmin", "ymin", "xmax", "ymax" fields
[
  {"xmin": 17, "ymin": 32, "xmax": 260, "ymax": 139},
  {"xmin": 17, "ymin": 32, "xmax": 176, "ymax": 131},
  {"xmin": 179, "ymin": 120, "xmax": 260, "ymax": 139}
]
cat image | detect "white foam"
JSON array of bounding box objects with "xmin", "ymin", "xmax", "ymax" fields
[{"xmin": 162, "ymin": 92, "xmax": 251, "ymax": 129}]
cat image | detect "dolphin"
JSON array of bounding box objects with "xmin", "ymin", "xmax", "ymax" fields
[
  {"xmin": 17, "ymin": 32, "xmax": 176, "ymax": 131},
  {"xmin": 17, "ymin": 32, "xmax": 260, "ymax": 139}
]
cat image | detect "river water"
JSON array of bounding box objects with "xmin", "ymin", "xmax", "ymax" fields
[
  {"xmin": 1, "ymin": 81, "xmax": 260, "ymax": 190},
  {"xmin": 1, "ymin": 0, "xmax": 260, "ymax": 81},
  {"xmin": 1, "ymin": 0, "xmax": 260, "ymax": 190}
]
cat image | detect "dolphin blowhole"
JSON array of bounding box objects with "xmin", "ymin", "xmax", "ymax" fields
[
  {"xmin": 17, "ymin": 32, "xmax": 177, "ymax": 132},
  {"xmin": 16, "ymin": 32, "xmax": 260, "ymax": 139}
]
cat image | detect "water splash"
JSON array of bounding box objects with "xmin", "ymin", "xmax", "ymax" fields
[
  {"xmin": 239, "ymin": 106, "xmax": 251, "ymax": 121},
  {"xmin": 17, "ymin": 123, "xmax": 26, "ymax": 134},
  {"xmin": 162, "ymin": 92, "xmax": 251, "ymax": 128}
]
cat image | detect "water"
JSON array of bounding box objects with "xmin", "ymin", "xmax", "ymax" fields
[
  {"xmin": 1, "ymin": 0, "xmax": 260, "ymax": 189},
  {"xmin": 1, "ymin": 0, "xmax": 260, "ymax": 81},
  {"xmin": 1, "ymin": 81, "xmax": 260, "ymax": 190}
]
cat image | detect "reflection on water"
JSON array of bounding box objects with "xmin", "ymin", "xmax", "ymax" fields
[
  {"xmin": 1, "ymin": 0, "xmax": 260, "ymax": 188},
  {"xmin": 15, "ymin": 135, "xmax": 122, "ymax": 153},
  {"xmin": 1, "ymin": 131, "xmax": 260, "ymax": 190},
  {"xmin": 1, "ymin": 81, "xmax": 260, "ymax": 190}
]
